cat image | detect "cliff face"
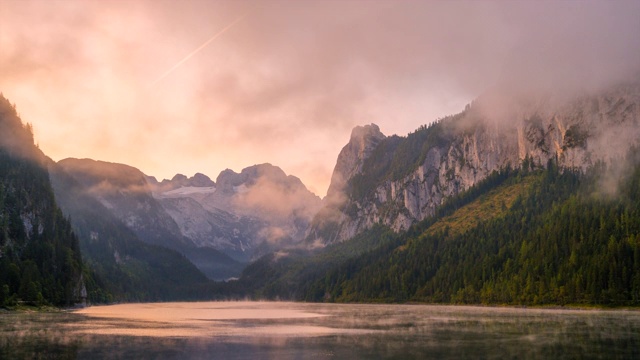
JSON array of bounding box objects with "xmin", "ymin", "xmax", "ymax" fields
[
  {"xmin": 306, "ymin": 124, "xmax": 386, "ymax": 244},
  {"xmin": 325, "ymin": 124, "xmax": 387, "ymax": 202},
  {"xmin": 310, "ymin": 83, "xmax": 640, "ymax": 244}
]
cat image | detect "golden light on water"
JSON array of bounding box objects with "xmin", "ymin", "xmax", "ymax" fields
[{"xmin": 72, "ymin": 302, "xmax": 372, "ymax": 338}]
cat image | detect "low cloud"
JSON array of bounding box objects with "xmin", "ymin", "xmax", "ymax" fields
[{"xmin": 232, "ymin": 171, "xmax": 321, "ymax": 223}]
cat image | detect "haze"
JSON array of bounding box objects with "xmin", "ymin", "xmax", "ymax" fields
[{"xmin": 1, "ymin": 0, "xmax": 639, "ymax": 196}]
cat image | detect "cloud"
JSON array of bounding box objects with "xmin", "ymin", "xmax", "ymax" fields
[
  {"xmin": 232, "ymin": 168, "xmax": 321, "ymax": 223},
  {"xmin": 1, "ymin": 0, "xmax": 639, "ymax": 196}
]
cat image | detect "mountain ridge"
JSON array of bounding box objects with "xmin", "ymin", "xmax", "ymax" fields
[
  {"xmin": 0, "ymin": 94, "xmax": 87, "ymax": 306},
  {"xmin": 308, "ymin": 81, "xmax": 640, "ymax": 245},
  {"xmin": 58, "ymin": 158, "xmax": 322, "ymax": 273}
]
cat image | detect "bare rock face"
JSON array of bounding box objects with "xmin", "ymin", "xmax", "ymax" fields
[
  {"xmin": 310, "ymin": 82, "xmax": 640, "ymax": 244},
  {"xmin": 146, "ymin": 172, "xmax": 215, "ymax": 192},
  {"xmin": 151, "ymin": 163, "xmax": 323, "ymax": 261},
  {"xmin": 326, "ymin": 124, "xmax": 387, "ymax": 201},
  {"xmin": 306, "ymin": 124, "xmax": 386, "ymax": 244}
]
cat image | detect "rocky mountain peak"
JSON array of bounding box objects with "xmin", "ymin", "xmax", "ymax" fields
[
  {"xmin": 147, "ymin": 162, "xmax": 322, "ymax": 261},
  {"xmin": 216, "ymin": 163, "xmax": 294, "ymax": 193},
  {"xmin": 171, "ymin": 173, "xmax": 188, "ymax": 183},
  {"xmin": 326, "ymin": 123, "xmax": 386, "ymax": 202},
  {"xmin": 149, "ymin": 172, "xmax": 216, "ymax": 193},
  {"xmin": 191, "ymin": 172, "xmax": 215, "ymax": 187},
  {"xmin": 241, "ymin": 163, "xmax": 287, "ymax": 182},
  {"xmin": 350, "ymin": 123, "xmax": 384, "ymax": 143},
  {"xmin": 216, "ymin": 169, "xmax": 244, "ymax": 193},
  {"xmin": 310, "ymin": 81, "xmax": 640, "ymax": 245}
]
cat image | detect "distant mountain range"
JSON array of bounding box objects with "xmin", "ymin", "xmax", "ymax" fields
[
  {"xmin": 1, "ymin": 79, "xmax": 640, "ymax": 306},
  {"xmin": 56, "ymin": 158, "xmax": 321, "ymax": 279}
]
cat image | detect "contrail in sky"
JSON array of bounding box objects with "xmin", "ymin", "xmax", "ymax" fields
[{"xmin": 151, "ymin": 12, "xmax": 248, "ymax": 86}]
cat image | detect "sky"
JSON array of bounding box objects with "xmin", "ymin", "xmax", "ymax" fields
[{"xmin": 1, "ymin": 0, "xmax": 639, "ymax": 196}]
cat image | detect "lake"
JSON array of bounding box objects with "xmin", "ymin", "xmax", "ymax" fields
[{"xmin": 1, "ymin": 302, "xmax": 639, "ymax": 359}]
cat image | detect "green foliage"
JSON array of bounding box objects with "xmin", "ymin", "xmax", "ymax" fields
[
  {"xmin": 233, "ymin": 149, "xmax": 640, "ymax": 307},
  {"xmin": 305, "ymin": 152, "xmax": 640, "ymax": 306},
  {"xmin": 424, "ymin": 173, "xmax": 537, "ymax": 238},
  {"xmin": 229, "ymin": 166, "xmax": 516, "ymax": 301},
  {"xmin": 229, "ymin": 225, "xmax": 399, "ymax": 300},
  {"xmin": 0, "ymin": 108, "xmax": 85, "ymax": 307},
  {"xmin": 0, "ymin": 94, "xmax": 125, "ymax": 308}
]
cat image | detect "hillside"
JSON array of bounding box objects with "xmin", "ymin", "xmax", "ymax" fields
[
  {"xmin": 57, "ymin": 158, "xmax": 243, "ymax": 280},
  {"xmin": 227, "ymin": 149, "xmax": 640, "ymax": 306},
  {"xmin": 218, "ymin": 81, "xmax": 640, "ymax": 306},
  {"xmin": 305, "ymin": 154, "xmax": 640, "ymax": 305},
  {"xmin": 0, "ymin": 94, "xmax": 221, "ymax": 303},
  {"xmin": 0, "ymin": 95, "xmax": 86, "ymax": 307},
  {"xmin": 230, "ymin": 166, "xmax": 523, "ymax": 300},
  {"xmin": 49, "ymin": 165, "xmax": 215, "ymax": 301},
  {"xmin": 56, "ymin": 158, "xmax": 322, "ymax": 279},
  {"xmin": 308, "ymin": 82, "xmax": 640, "ymax": 245}
]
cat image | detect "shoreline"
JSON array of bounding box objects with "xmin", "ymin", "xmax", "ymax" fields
[{"xmin": 4, "ymin": 299, "xmax": 639, "ymax": 313}]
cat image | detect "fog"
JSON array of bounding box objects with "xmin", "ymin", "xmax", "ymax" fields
[
  {"xmin": 3, "ymin": 302, "xmax": 640, "ymax": 358},
  {"xmin": 1, "ymin": 0, "xmax": 639, "ymax": 195}
]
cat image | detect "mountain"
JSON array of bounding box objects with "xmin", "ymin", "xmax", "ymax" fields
[
  {"xmin": 308, "ymin": 82, "xmax": 640, "ymax": 245},
  {"xmin": 231, "ymin": 152, "xmax": 640, "ymax": 306},
  {"xmin": 56, "ymin": 158, "xmax": 243, "ymax": 280},
  {"xmin": 219, "ymin": 81, "xmax": 640, "ymax": 307},
  {"xmin": 146, "ymin": 172, "xmax": 215, "ymax": 192},
  {"xmin": 0, "ymin": 95, "xmax": 86, "ymax": 307},
  {"xmin": 302, "ymin": 156, "xmax": 640, "ymax": 305},
  {"xmin": 57, "ymin": 159, "xmax": 190, "ymax": 249},
  {"xmin": 149, "ymin": 163, "xmax": 322, "ymax": 262},
  {"xmin": 307, "ymin": 124, "xmax": 386, "ymax": 245},
  {"xmin": 48, "ymin": 164, "xmax": 215, "ymax": 301},
  {"xmin": 57, "ymin": 159, "xmax": 321, "ymax": 277}
]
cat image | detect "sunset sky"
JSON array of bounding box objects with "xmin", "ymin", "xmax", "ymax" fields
[{"xmin": 1, "ymin": 0, "xmax": 639, "ymax": 196}]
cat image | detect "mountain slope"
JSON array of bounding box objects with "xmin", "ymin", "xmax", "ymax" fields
[
  {"xmin": 56, "ymin": 158, "xmax": 242, "ymax": 280},
  {"xmin": 309, "ymin": 82, "xmax": 640, "ymax": 244},
  {"xmin": 149, "ymin": 163, "xmax": 322, "ymax": 262},
  {"xmin": 230, "ymin": 154, "xmax": 640, "ymax": 306},
  {"xmin": 307, "ymin": 155, "xmax": 640, "ymax": 305},
  {"xmin": 57, "ymin": 158, "xmax": 188, "ymax": 249},
  {"xmin": 228, "ymin": 82, "xmax": 640, "ymax": 306},
  {"xmin": 232, "ymin": 166, "xmax": 519, "ymax": 300},
  {"xmin": 0, "ymin": 95, "xmax": 86, "ymax": 307},
  {"xmin": 48, "ymin": 165, "xmax": 214, "ymax": 301}
]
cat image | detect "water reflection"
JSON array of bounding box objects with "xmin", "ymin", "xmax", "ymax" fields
[{"xmin": 1, "ymin": 303, "xmax": 639, "ymax": 359}]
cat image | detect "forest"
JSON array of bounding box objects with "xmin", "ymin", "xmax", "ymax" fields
[
  {"xmin": 0, "ymin": 95, "xmax": 225, "ymax": 306},
  {"xmin": 3, "ymin": 88, "xmax": 640, "ymax": 308},
  {"xmin": 0, "ymin": 101, "xmax": 86, "ymax": 307},
  {"xmin": 235, "ymin": 151, "xmax": 640, "ymax": 306}
]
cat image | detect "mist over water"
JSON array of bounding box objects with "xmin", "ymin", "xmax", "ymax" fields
[{"xmin": 1, "ymin": 302, "xmax": 639, "ymax": 359}]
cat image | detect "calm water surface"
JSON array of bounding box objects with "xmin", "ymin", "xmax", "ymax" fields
[{"xmin": 1, "ymin": 302, "xmax": 639, "ymax": 359}]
